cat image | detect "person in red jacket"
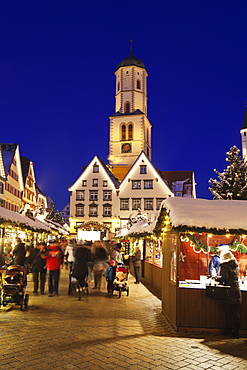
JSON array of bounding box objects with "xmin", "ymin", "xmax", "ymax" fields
[{"xmin": 43, "ymin": 240, "xmax": 63, "ymax": 297}]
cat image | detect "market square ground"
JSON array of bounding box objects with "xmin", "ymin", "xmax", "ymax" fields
[{"xmin": 0, "ymin": 269, "xmax": 246, "ymax": 370}]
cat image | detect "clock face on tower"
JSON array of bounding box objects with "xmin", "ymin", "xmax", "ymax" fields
[{"xmin": 122, "ymin": 143, "xmax": 132, "ymax": 153}]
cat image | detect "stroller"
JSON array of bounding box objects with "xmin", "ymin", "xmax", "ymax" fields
[
  {"xmin": 112, "ymin": 264, "xmax": 129, "ymax": 298},
  {"xmin": 1, "ymin": 265, "xmax": 29, "ymax": 311},
  {"xmin": 68, "ymin": 266, "xmax": 89, "ymax": 301}
]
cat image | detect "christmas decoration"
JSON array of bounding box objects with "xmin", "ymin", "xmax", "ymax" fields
[{"xmin": 209, "ymin": 145, "xmax": 247, "ymax": 200}]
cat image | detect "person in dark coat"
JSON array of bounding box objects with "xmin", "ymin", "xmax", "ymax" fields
[
  {"xmin": 29, "ymin": 243, "xmax": 47, "ymax": 294},
  {"xmin": 133, "ymin": 246, "xmax": 141, "ymax": 284},
  {"xmin": 13, "ymin": 239, "xmax": 26, "ymax": 266},
  {"xmin": 72, "ymin": 243, "xmax": 92, "ymax": 287},
  {"xmin": 215, "ymin": 250, "xmax": 242, "ymax": 338}
]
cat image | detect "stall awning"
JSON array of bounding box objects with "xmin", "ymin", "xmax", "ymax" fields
[
  {"xmin": 160, "ymin": 197, "xmax": 247, "ymax": 234},
  {"xmin": 0, "ymin": 206, "xmax": 51, "ymax": 232}
]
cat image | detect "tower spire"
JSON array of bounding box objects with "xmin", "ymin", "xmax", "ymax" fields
[{"xmin": 129, "ymin": 39, "xmax": 133, "ymax": 56}]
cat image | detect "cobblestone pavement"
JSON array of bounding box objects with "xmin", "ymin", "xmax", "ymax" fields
[{"xmin": 0, "ymin": 269, "xmax": 247, "ymax": 370}]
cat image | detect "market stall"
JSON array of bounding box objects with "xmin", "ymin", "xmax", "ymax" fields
[
  {"xmin": 0, "ymin": 207, "xmax": 68, "ymax": 261},
  {"xmin": 159, "ymin": 197, "xmax": 247, "ymax": 333}
]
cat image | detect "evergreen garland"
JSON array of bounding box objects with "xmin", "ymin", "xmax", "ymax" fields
[{"xmin": 182, "ymin": 233, "xmax": 247, "ymax": 254}]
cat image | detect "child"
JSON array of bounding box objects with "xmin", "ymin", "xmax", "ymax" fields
[{"xmin": 105, "ymin": 260, "xmax": 116, "ymax": 293}]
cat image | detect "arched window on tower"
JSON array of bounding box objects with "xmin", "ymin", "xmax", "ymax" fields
[
  {"xmin": 125, "ymin": 102, "xmax": 130, "ymax": 113},
  {"xmin": 137, "ymin": 79, "xmax": 141, "ymax": 89},
  {"xmin": 117, "ymin": 81, "xmax": 120, "ymax": 91},
  {"xmin": 121, "ymin": 125, "xmax": 126, "ymax": 140},
  {"xmin": 128, "ymin": 124, "xmax": 133, "ymax": 140}
]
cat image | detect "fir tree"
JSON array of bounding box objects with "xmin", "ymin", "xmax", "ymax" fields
[{"xmin": 209, "ymin": 145, "xmax": 247, "ymax": 200}]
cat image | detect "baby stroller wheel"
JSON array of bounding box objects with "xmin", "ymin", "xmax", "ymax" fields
[
  {"xmin": 20, "ymin": 296, "xmax": 25, "ymax": 311},
  {"xmin": 24, "ymin": 294, "xmax": 29, "ymax": 308},
  {"xmin": 78, "ymin": 289, "xmax": 82, "ymax": 301},
  {"xmin": 127, "ymin": 287, "xmax": 129, "ymax": 296},
  {"xmin": 118, "ymin": 290, "xmax": 121, "ymax": 299}
]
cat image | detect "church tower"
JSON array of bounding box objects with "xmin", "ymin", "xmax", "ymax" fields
[
  {"xmin": 109, "ymin": 43, "xmax": 152, "ymax": 166},
  {"xmin": 240, "ymin": 109, "xmax": 247, "ymax": 161}
]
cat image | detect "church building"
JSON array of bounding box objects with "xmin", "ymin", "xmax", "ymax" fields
[{"xmin": 69, "ymin": 46, "xmax": 196, "ymax": 240}]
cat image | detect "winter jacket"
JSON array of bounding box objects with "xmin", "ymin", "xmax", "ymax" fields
[
  {"xmin": 94, "ymin": 246, "xmax": 108, "ymax": 262},
  {"xmin": 105, "ymin": 265, "xmax": 116, "ymax": 281},
  {"xmin": 13, "ymin": 242, "xmax": 26, "ymax": 266},
  {"xmin": 209, "ymin": 255, "xmax": 220, "ymax": 275},
  {"xmin": 43, "ymin": 244, "xmax": 63, "ymax": 271},
  {"xmin": 216, "ymin": 259, "xmax": 242, "ymax": 305},
  {"xmin": 133, "ymin": 250, "xmax": 141, "ymax": 267},
  {"xmin": 64, "ymin": 244, "xmax": 75, "ymax": 263},
  {"xmin": 29, "ymin": 248, "xmax": 46, "ymax": 272},
  {"xmin": 73, "ymin": 246, "xmax": 92, "ymax": 278},
  {"xmin": 112, "ymin": 249, "xmax": 123, "ymax": 265}
]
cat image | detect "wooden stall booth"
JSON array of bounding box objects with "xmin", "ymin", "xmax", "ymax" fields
[{"xmin": 159, "ymin": 197, "xmax": 247, "ymax": 334}]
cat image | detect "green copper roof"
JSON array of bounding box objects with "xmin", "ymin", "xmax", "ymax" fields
[{"xmin": 115, "ymin": 47, "xmax": 146, "ymax": 72}]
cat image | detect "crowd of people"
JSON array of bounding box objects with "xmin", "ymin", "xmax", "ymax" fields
[{"xmin": 0, "ymin": 238, "xmax": 142, "ymax": 297}]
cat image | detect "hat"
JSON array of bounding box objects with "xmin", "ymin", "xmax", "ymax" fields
[
  {"xmin": 110, "ymin": 260, "xmax": 116, "ymax": 266},
  {"xmin": 218, "ymin": 244, "xmax": 229, "ymax": 253},
  {"xmin": 116, "ymin": 243, "xmax": 122, "ymax": 249},
  {"xmin": 220, "ymin": 251, "xmax": 236, "ymax": 264}
]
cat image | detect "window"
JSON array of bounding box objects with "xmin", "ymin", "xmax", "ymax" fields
[
  {"xmin": 103, "ymin": 180, "xmax": 108, "ymax": 187},
  {"xmin": 144, "ymin": 198, "xmax": 153, "ymax": 210},
  {"xmin": 89, "ymin": 190, "xmax": 98, "ymax": 201},
  {"xmin": 82, "ymin": 180, "xmax": 87, "ymax": 187},
  {"xmin": 103, "ymin": 205, "xmax": 112, "ymax": 217},
  {"xmin": 125, "ymin": 102, "xmax": 130, "ymax": 113},
  {"xmin": 132, "ymin": 180, "xmax": 141, "ymax": 189},
  {"xmin": 76, "ymin": 205, "xmax": 84, "ymax": 216},
  {"xmin": 76, "ymin": 190, "xmax": 84, "ymax": 201},
  {"xmin": 117, "ymin": 81, "xmax": 120, "ymax": 91},
  {"xmin": 128, "ymin": 124, "xmax": 133, "ymax": 140},
  {"xmin": 92, "ymin": 179, "xmax": 98, "ymax": 187},
  {"xmin": 93, "ymin": 164, "xmax": 99, "ymax": 173},
  {"xmin": 89, "ymin": 204, "xmax": 98, "ymax": 217},
  {"xmin": 140, "ymin": 165, "xmax": 147, "ymax": 174},
  {"xmin": 156, "ymin": 198, "xmax": 165, "ymax": 210},
  {"xmin": 144, "ymin": 180, "xmax": 153, "ymax": 189},
  {"xmin": 132, "ymin": 198, "xmax": 141, "ymax": 210},
  {"xmin": 120, "ymin": 198, "xmax": 129, "ymax": 210},
  {"xmin": 175, "ymin": 192, "xmax": 182, "ymax": 197},
  {"xmin": 121, "ymin": 125, "xmax": 126, "ymax": 140},
  {"xmin": 103, "ymin": 190, "xmax": 112, "ymax": 201},
  {"xmin": 137, "ymin": 79, "xmax": 141, "ymax": 89}
]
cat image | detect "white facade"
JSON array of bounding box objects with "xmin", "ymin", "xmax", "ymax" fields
[{"xmin": 117, "ymin": 152, "xmax": 173, "ymax": 226}]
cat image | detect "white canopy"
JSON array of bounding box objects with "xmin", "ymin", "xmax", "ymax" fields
[{"xmin": 161, "ymin": 197, "xmax": 247, "ymax": 232}]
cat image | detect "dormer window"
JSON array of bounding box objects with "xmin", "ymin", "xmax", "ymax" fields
[{"xmin": 93, "ymin": 164, "xmax": 99, "ymax": 173}]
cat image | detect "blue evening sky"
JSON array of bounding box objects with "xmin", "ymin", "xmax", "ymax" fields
[{"xmin": 1, "ymin": 1, "xmax": 247, "ymax": 210}]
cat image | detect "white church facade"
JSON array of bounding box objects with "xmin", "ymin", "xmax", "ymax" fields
[{"xmin": 69, "ymin": 47, "xmax": 196, "ymax": 239}]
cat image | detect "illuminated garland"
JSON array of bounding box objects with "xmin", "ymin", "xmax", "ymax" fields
[
  {"xmin": 0, "ymin": 219, "xmax": 49, "ymax": 234},
  {"xmin": 75, "ymin": 221, "xmax": 110, "ymax": 231},
  {"xmin": 181, "ymin": 234, "xmax": 247, "ymax": 253}
]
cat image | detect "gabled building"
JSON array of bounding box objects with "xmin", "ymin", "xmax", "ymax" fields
[
  {"xmin": 69, "ymin": 155, "xmax": 120, "ymax": 237},
  {"xmin": 69, "ymin": 46, "xmax": 196, "ymax": 238},
  {"xmin": 61, "ymin": 202, "xmax": 70, "ymax": 225},
  {"xmin": 1, "ymin": 143, "xmax": 24, "ymax": 212},
  {"xmin": 20, "ymin": 156, "xmax": 37, "ymax": 212}
]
